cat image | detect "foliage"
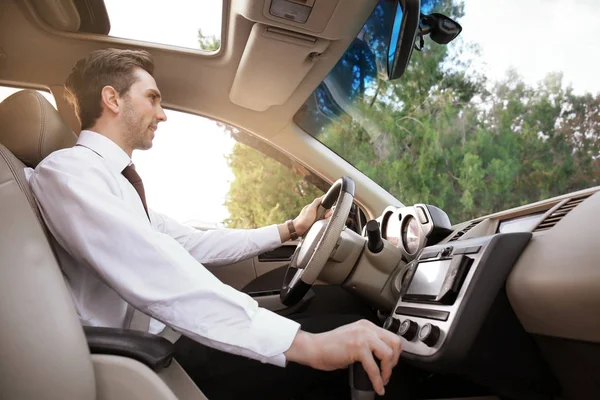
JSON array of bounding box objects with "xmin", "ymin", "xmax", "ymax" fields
[
  {"xmin": 197, "ymin": 29, "xmax": 220, "ymax": 51},
  {"xmin": 198, "ymin": 30, "xmax": 324, "ymax": 228},
  {"xmin": 206, "ymin": 0, "xmax": 600, "ymax": 226},
  {"xmin": 223, "ymin": 141, "xmax": 323, "ymax": 228},
  {"xmin": 298, "ymin": 0, "xmax": 600, "ymax": 223}
]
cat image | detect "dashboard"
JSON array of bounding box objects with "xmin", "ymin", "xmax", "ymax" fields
[
  {"xmin": 497, "ymin": 212, "xmax": 545, "ymax": 233},
  {"xmin": 336, "ymin": 188, "xmax": 600, "ymax": 399},
  {"xmin": 373, "ymin": 202, "xmax": 535, "ymax": 360}
]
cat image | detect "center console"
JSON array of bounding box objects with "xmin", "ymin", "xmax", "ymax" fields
[{"xmin": 386, "ymin": 232, "xmax": 532, "ymax": 362}]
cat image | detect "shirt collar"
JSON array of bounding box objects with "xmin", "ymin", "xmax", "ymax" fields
[{"xmin": 77, "ymin": 130, "xmax": 131, "ymax": 173}]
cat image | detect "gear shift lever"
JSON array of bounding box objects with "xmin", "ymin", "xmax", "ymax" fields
[{"xmin": 350, "ymin": 362, "xmax": 376, "ymax": 400}]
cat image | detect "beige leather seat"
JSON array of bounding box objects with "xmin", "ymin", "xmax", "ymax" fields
[{"xmin": 0, "ymin": 90, "xmax": 208, "ymax": 400}]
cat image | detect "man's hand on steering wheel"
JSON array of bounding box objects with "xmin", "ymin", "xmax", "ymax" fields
[
  {"xmin": 278, "ymin": 195, "xmax": 333, "ymax": 243},
  {"xmin": 293, "ymin": 195, "xmax": 333, "ymax": 237}
]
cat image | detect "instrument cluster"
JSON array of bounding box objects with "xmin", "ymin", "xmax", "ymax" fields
[{"xmin": 379, "ymin": 204, "xmax": 453, "ymax": 260}]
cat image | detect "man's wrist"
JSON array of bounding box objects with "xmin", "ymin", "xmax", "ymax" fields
[
  {"xmin": 293, "ymin": 217, "xmax": 311, "ymax": 236},
  {"xmin": 286, "ymin": 219, "xmax": 299, "ymax": 240},
  {"xmin": 284, "ymin": 330, "xmax": 318, "ymax": 368}
]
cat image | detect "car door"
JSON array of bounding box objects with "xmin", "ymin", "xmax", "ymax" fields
[{"xmin": 195, "ymin": 231, "xmax": 300, "ymax": 291}]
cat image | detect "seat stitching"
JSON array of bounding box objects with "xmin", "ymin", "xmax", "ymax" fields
[
  {"xmin": 35, "ymin": 93, "xmax": 46, "ymax": 163},
  {"xmin": 0, "ymin": 178, "xmax": 14, "ymax": 189},
  {"xmin": 0, "ymin": 146, "xmax": 63, "ymax": 262},
  {"xmin": 0, "ymin": 145, "xmax": 44, "ymax": 226}
]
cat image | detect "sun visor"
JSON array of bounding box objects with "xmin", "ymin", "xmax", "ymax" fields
[{"xmin": 229, "ymin": 24, "xmax": 330, "ymax": 112}]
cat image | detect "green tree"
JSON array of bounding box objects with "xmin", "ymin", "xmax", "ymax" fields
[
  {"xmin": 216, "ymin": 0, "xmax": 600, "ymax": 226},
  {"xmin": 197, "ymin": 31, "xmax": 322, "ymax": 228},
  {"xmin": 310, "ymin": 0, "xmax": 600, "ymax": 222},
  {"xmin": 223, "ymin": 141, "xmax": 323, "ymax": 228},
  {"xmin": 197, "ymin": 29, "xmax": 220, "ymax": 51}
]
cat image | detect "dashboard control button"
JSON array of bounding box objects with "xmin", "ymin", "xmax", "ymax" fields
[
  {"xmin": 383, "ymin": 317, "xmax": 400, "ymax": 334},
  {"xmin": 419, "ymin": 251, "xmax": 439, "ymax": 260},
  {"xmin": 440, "ymin": 246, "xmax": 453, "ymax": 257},
  {"xmin": 464, "ymin": 245, "xmax": 481, "ymax": 254},
  {"xmin": 419, "ymin": 323, "xmax": 441, "ymax": 347},
  {"xmin": 452, "ymin": 247, "xmax": 467, "ymax": 255},
  {"xmin": 398, "ymin": 319, "xmax": 418, "ymax": 341}
]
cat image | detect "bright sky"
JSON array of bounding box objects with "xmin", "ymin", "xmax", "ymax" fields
[
  {"xmin": 104, "ymin": 0, "xmax": 222, "ymax": 49},
  {"xmin": 132, "ymin": 112, "xmax": 235, "ymax": 227},
  {"xmin": 0, "ymin": 86, "xmax": 56, "ymax": 108},
  {"xmin": 103, "ymin": 0, "xmax": 232, "ymax": 226},
  {"xmin": 3, "ymin": 0, "xmax": 598, "ymax": 225},
  {"xmin": 460, "ymin": 0, "xmax": 600, "ymax": 94}
]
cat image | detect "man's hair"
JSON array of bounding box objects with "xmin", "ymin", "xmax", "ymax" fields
[{"xmin": 64, "ymin": 48, "xmax": 155, "ymax": 130}]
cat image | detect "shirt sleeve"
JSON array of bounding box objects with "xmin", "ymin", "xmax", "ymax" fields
[
  {"xmin": 29, "ymin": 153, "xmax": 300, "ymax": 367},
  {"xmin": 149, "ymin": 210, "xmax": 282, "ymax": 267}
]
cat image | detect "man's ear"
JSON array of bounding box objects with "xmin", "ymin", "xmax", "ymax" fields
[{"xmin": 100, "ymin": 86, "xmax": 120, "ymax": 115}]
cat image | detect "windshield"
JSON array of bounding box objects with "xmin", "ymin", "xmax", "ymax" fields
[{"xmin": 294, "ymin": 0, "xmax": 600, "ymax": 223}]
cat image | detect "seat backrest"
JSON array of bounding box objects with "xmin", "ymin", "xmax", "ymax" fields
[{"xmin": 0, "ymin": 90, "xmax": 96, "ymax": 400}]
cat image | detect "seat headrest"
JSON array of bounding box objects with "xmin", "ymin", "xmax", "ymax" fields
[{"xmin": 0, "ymin": 90, "xmax": 78, "ymax": 167}]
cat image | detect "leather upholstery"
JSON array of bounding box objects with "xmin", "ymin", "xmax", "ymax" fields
[
  {"xmin": 0, "ymin": 90, "xmax": 207, "ymax": 400},
  {"xmin": 0, "ymin": 146, "xmax": 96, "ymax": 398},
  {"xmin": 84, "ymin": 327, "xmax": 175, "ymax": 372},
  {"xmin": 0, "ymin": 90, "xmax": 94, "ymax": 399},
  {"xmin": 0, "ymin": 90, "xmax": 77, "ymax": 167}
]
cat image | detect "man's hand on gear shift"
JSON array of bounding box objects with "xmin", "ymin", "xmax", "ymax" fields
[{"xmin": 285, "ymin": 319, "xmax": 403, "ymax": 396}]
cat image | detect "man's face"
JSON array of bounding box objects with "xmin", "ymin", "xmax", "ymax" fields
[{"xmin": 119, "ymin": 68, "xmax": 167, "ymax": 151}]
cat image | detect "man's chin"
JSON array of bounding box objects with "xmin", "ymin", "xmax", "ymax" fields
[{"xmin": 135, "ymin": 141, "xmax": 153, "ymax": 151}]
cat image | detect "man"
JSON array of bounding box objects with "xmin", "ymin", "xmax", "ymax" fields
[{"xmin": 29, "ymin": 48, "xmax": 401, "ymax": 399}]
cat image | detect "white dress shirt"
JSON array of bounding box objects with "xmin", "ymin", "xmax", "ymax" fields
[{"xmin": 27, "ymin": 130, "xmax": 300, "ymax": 367}]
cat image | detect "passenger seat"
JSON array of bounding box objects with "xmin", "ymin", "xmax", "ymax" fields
[{"xmin": 0, "ymin": 90, "xmax": 208, "ymax": 400}]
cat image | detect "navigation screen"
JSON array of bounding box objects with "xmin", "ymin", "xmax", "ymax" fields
[{"xmin": 406, "ymin": 260, "xmax": 450, "ymax": 297}]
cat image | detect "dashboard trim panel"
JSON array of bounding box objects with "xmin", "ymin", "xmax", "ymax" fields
[{"xmin": 391, "ymin": 232, "xmax": 532, "ymax": 363}]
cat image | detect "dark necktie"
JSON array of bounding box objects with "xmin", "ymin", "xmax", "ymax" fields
[{"xmin": 122, "ymin": 164, "xmax": 150, "ymax": 220}]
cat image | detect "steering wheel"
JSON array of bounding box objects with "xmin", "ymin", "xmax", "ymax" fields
[{"xmin": 280, "ymin": 176, "xmax": 355, "ymax": 306}]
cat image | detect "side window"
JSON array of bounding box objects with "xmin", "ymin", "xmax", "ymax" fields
[
  {"xmin": 133, "ymin": 109, "xmax": 325, "ymax": 230},
  {"xmin": 0, "ymin": 85, "xmax": 57, "ymax": 108}
]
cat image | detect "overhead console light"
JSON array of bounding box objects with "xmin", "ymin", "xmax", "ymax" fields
[{"xmin": 269, "ymin": 0, "xmax": 315, "ymax": 24}]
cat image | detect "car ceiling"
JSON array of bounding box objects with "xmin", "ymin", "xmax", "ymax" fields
[{"xmin": 0, "ymin": 0, "xmax": 377, "ymax": 140}]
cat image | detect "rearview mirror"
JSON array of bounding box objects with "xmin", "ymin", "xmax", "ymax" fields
[
  {"xmin": 387, "ymin": 0, "xmax": 421, "ymax": 80},
  {"xmin": 387, "ymin": 1, "xmax": 463, "ymax": 80}
]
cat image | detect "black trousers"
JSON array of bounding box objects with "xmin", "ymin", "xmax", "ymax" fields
[{"xmin": 173, "ymin": 285, "xmax": 380, "ymax": 400}]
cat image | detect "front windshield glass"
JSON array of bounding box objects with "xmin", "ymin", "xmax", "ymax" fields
[{"xmin": 294, "ymin": 0, "xmax": 600, "ymax": 223}]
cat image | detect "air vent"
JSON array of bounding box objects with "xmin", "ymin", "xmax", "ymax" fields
[
  {"xmin": 448, "ymin": 220, "xmax": 480, "ymax": 241},
  {"xmin": 534, "ymin": 195, "xmax": 590, "ymax": 232}
]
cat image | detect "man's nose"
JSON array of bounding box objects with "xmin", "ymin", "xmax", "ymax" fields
[{"xmin": 157, "ymin": 106, "xmax": 167, "ymax": 122}]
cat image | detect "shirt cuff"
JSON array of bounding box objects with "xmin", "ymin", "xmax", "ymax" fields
[{"xmin": 250, "ymin": 307, "xmax": 301, "ymax": 367}]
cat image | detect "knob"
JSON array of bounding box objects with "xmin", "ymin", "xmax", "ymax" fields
[
  {"xmin": 398, "ymin": 319, "xmax": 418, "ymax": 341},
  {"xmin": 366, "ymin": 220, "xmax": 383, "ymax": 253},
  {"xmin": 418, "ymin": 323, "xmax": 441, "ymax": 347},
  {"xmin": 383, "ymin": 317, "xmax": 400, "ymax": 334},
  {"xmin": 350, "ymin": 362, "xmax": 376, "ymax": 400},
  {"xmin": 440, "ymin": 246, "xmax": 453, "ymax": 257}
]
